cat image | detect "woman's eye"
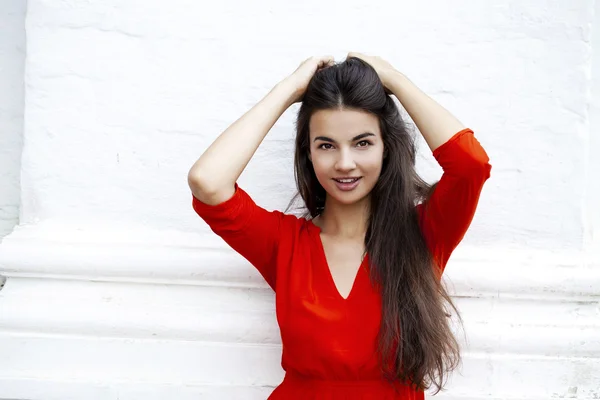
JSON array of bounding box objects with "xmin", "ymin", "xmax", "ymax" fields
[{"xmin": 318, "ymin": 141, "xmax": 371, "ymax": 150}]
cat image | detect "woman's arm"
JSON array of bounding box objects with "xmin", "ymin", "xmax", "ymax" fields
[
  {"xmin": 345, "ymin": 52, "xmax": 466, "ymax": 152},
  {"xmin": 390, "ymin": 71, "xmax": 491, "ymax": 274},
  {"xmin": 415, "ymin": 128, "xmax": 491, "ymax": 274},
  {"xmin": 187, "ymin": 80, "xmax": 298, "ymax": 205},
  {"xmin": 188, "ymin": 55, "xmax": 335, "ymax": 206},
  {"xmin": 386, "ymin": 71, "xmax": 466, "ymax": 153}
]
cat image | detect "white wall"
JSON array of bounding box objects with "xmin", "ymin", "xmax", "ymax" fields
[
  {"xmin": 0, "ymin": 0, "xmax": 24, "ymax": 239},
  {"xmin": 0, "ymin": 0, "xmax": 25, "ymax": 293},
  {"xmin": 589, "ymin": 0, "xmax": 600, "ymax": 269},
  {"xmin": 0, "ymin": 1, "xmax": 599, "ymax": 399}
]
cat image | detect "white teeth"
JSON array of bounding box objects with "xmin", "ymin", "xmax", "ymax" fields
[{"xmin": 335, "ymin": 178, "xmax": 358, "ymax": 183}]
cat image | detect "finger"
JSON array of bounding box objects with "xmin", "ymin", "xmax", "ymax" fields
[{"xmin": 318, "ymin": 56, "xmax": 335, "ymax": 68}]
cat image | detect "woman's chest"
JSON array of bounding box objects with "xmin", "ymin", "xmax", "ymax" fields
[{"xmin": 275, "ymin": 241, "xmax": 383, "ymax": 359}]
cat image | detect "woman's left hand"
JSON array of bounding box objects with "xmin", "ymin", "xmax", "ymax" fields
[{"xmin": 346, "ymin": 52, "xmax": 398, "ymax": 93}]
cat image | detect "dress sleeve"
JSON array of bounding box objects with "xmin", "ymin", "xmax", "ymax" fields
[
  {"xmin": 416, "ymin": 128, "xmax": 492, "ymax": 275},
  {"xmin": 191, "ymin": 183, "xmax": 284, "ymax": 290}
]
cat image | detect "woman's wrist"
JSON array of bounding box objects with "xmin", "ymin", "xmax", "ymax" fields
[
  {"xmin": 271, "ymin": 78, "xmax": 299, "ymax": 106},
  {"xmin": 384, "ymin": 70, "xmax": 410, "ymax": 96}
]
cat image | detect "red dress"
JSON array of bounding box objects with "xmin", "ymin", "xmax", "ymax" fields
[{"xmin": 192, "ymin": 128, "xmax": 492, "ymax": 399}]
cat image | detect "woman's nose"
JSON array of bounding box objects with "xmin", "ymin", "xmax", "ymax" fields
[{"xmin": 335, "ymin": 149, "xmax": 357, "ymax": 171}]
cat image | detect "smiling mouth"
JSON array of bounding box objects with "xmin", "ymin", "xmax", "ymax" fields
[{"xmin": 332, "ymin": 177, "xmax": 362, "ymax": 183}]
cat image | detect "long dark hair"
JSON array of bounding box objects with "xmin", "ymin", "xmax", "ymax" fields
[{"xmin": 285, "ymin": 57, "xmax": 462, "ymax": 393}]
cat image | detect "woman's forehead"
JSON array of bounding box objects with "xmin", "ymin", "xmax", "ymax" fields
[{"xmin": 309, "ymin": 109, "xmax": 380, "ymax": 138}]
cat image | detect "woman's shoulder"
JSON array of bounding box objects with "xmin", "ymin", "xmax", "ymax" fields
[{"xmin": 276, "ymin": 210, "xmax": 316, "ymax": 235}]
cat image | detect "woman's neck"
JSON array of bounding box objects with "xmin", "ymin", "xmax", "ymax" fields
[{"xmin": 315, "ymin": 196, "xmax": 370, "ymax": 240}]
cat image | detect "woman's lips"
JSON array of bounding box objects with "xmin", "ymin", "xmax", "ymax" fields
[{"xmin": 332, "ymin": 177, "xmax": 362, "ymax": 191}]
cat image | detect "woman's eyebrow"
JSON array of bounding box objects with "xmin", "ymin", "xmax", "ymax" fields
[{"xmin": 313, "ymin": 132, "xmax": 376, "ymax": 143}]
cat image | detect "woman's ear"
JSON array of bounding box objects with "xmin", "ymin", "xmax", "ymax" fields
[{"xmin": 308, "ymin": 152, "xmax": 312, "ymax": 162}]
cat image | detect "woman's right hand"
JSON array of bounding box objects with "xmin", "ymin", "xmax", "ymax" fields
[{"xmin": 283, "ymin": 55, "xmax": 336, "ymax": 104}]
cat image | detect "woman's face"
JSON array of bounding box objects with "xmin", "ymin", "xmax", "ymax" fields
[{"xmin": 308, "ymin": 108, "xmax": 385, "ymax": 206}]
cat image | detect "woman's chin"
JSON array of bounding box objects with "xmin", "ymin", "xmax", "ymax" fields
[{"xmin": 327, "ymin": 187, "xmax": 370, "ymax": 206}]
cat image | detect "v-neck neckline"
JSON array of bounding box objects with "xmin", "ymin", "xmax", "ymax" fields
[{"xmin": 309, "ymin": 219, "xmax": 367, "ymax": 302}]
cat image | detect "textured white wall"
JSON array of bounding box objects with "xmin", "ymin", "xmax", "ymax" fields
[
  {"xmin": 0, "ymin": 0, "xmax": 599, "ymax": 399},
  {"xmin": 0, "ymin": 0, "xmax": 24, "ymax": 240},
  {"xmin": 0, "ymin": 0, "xmax": 25, "ymax": 293},
  {"xmin": 589, "ymin": 0, "xmax": 600, "ymax": 267}
]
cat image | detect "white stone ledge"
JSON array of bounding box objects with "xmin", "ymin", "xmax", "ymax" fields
[
  {"xmin": 0, "ymin": 378, "xmax": 274, "ymax": 400},
  {"xmin": 0, "ymin": 333, "xmax": 598, "ymax": 399},
  {"xmin": 0, "ymin": 278, "xmax": 598, "ymax": 357},
  {"xmin": 0, "ymin": 277, "xmax": 278, "ymax": 344},
  {"xmin": 0, "ymin": 221, "xmax": 263, "ymax": 286},
  {"xmin": 0, "ymin": 377, "xmax": 595, "ymax": 400},
  {"xmin": 0, "ymin": 221, "xmax": 598, "ymax": 299}
]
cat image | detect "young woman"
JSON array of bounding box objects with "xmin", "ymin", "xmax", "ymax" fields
[{"xmin": 188, "ymin": 53, "xmax": 492, "ymax": 399}]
